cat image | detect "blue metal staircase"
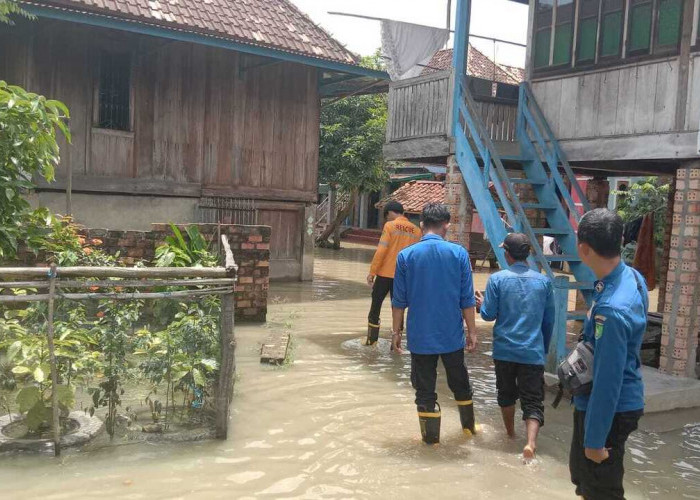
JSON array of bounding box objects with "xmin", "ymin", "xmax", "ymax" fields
[{"xmin": 453, "ymin": 76, "xmax": 597, "ymax": 369}]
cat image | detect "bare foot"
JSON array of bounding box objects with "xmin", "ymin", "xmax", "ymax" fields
[{"xmin": 523, "ymin": 444, "xmax": 536, "ymax": 461}]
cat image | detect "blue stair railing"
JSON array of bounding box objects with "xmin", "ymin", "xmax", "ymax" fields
[{"xmin": 453, "ymin": 75, "xmax": 596, "ymax": 370}]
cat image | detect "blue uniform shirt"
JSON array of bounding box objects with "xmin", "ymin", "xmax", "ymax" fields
[
  {"xmin": 574, "ymin": 262, "xmax": 648, "ymax": 449},
  {"xmin": 392, "ymin": 234, "xmax": 476, "ymax": 355},
  {"xmin": 480, "ymin": 262, "xmax": 555, "ymax": 366}
]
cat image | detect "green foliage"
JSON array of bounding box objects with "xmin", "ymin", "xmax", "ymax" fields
[
  {"xmin": 0, "ymin": 0, "xmax": 33, "ymax": 25},
  {"xmin": 155, "ymin": 224, "xmax": 217, "ymax": 268},
  {"xmin": 614, "ymin": 177, "xmax": 670, "ymax": 247},
  {"xmin": 0, "ymin": 80, "xmax": 70, "ymax": 259},
  {"xmin": 319, "ymin": 52, "xmax": 390, "ymax": 194}
]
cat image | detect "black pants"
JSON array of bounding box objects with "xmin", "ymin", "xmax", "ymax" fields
[
  {"xmin": 411, "ymin": 349, "xmax": 473, "ymax": 411},
  {"xmin": 570, "ymin": 409, "xmax": 643, "ymax": 500},
  {"xmin": 368, "ymin": 276, "xmax": 393, "ymax": 326},
  {"xmin": 494, "ymin": 360, "xmax": 545, "ymax": 426}
]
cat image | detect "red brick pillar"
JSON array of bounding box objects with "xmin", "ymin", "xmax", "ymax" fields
[
  {"xmin": 445, "ymin": 155, "xmax": 474, "ymax": 248},
  {"xmin": 657, "ymin": 176, "xmax": 677, "ymax": 312},
  {"xmin": 660, "ymin": 164, "xmax": 700, "ymax": 377},
  {"xmin": 576, "ymin": 177, "xmax": 611, "ymax": 310}
]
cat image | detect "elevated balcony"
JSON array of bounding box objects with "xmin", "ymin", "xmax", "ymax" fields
[{"xmin": 383, "ymin": 69, "xmax": 520, "ymax": 163}]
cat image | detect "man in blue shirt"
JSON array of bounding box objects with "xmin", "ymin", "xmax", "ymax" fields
[
  {"xmin": 476, "ymin": 233, "xmax": 554, "ymax": 461},
  {"xmin": 391, "ymin": 203, "xmax": 478, "ymax": 445},
  {"xmin": 570, "ymin": 208, "xmax": 647, "ymax": 500}
]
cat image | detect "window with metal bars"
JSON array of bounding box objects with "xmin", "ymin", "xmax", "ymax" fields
[{"xmin": 97, "ymin": 51, "xmax": 131, "ymax": 131}]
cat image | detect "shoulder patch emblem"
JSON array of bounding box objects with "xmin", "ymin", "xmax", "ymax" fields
[
  {"xmin": 594, "ymin": 315, "xmax": 606, "ymax": 339},
  {"xmin": 595, "ymin": 282, "xmax": 605, "ymax": 293}
]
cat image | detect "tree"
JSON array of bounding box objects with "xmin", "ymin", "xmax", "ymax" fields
[
  {"xmin": 614, "ymin": 177, "xmax": 670, "ymax": 248},
  {"xmin": 316, "ymin": 52, "xmax": 389, "ymax": 247},
  {"xmin": 0, "ymin": 3, "xmax": 71, "ymax": 259}
]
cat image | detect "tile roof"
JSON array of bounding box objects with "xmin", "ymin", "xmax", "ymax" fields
[
  {"xmin": 376, "ymin": 180, "xmax": 446, "ymax": 215},
  {"xmin": 27, "ymin": 0, "xmax": 359, "ymax": 65},
  {"xmin": 422, "ymin": 46, "xmax": 524, "ymax": 85}
]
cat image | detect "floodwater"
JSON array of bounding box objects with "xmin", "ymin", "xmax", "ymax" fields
[{"xmin": 0, "ymin": 244, "xmax": 697, "ymax": 499}]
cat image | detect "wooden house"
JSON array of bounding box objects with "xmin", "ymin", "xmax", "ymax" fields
[{"xmin": 0, "ymin": 0, "xmax": 387, "ymax": 281}]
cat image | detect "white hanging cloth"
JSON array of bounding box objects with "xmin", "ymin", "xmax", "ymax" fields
[{"xmin": 381, "ymin": 20, "xmax": 450, "ymax": 80}]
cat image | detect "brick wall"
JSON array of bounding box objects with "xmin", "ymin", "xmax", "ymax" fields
[
  {"xmin": 13, "ymin": 223, "xmax": 270, "ymax": 323},
  {"xmin": 660, "ymin": 165, "xmax": 700, "ymax": 377},
  {"xmin": 445, "ymin": 156, "xmax": 473, "ymax": 248}
]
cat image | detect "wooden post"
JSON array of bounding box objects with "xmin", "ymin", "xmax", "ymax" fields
[
  {"xmin": 215, "ymin": 235, "xmax": 237, "ymax": 439},
  {"xmin": 547, "ymin": 275, "xmax": 570, "ymax": 374},
  {"xmin": 46, "ymin": 263, "xmax": 61, "ymax": 457}
]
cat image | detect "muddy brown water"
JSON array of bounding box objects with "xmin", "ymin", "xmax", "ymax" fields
[{"xmin": 0, "ymin": 244, "xmax": 697, "ymax": 499}]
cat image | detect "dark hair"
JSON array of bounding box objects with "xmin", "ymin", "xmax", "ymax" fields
[
  {"xmin": 421, "ymin": 203, "xmax": 451, "ymax": 229},
  {"xmin": 577, "ymin": 208, "xmax": 624, "ymax": 258},
  {"xmin": 384, "ymin": 200, "xmax": 404, "ymax": 216}
]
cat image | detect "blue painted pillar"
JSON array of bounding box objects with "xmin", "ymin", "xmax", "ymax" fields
[
  {"xmin": 547, "ymin": 275, "xmax": 571, "ymax": 373},
  {"xmin": 452, "ymin": 0, "xmax": 471, "ymax": 131}
]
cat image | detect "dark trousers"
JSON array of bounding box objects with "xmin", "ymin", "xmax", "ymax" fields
[
  {"xmin": 570, "ymin": 409, "xmax": 643, "ymax": 500},
  {"xmin": 411, "ymin": 349, "xmax": 473, "ymax": 411},
  {"xmin": 368, "ymin": 276, "xmax": 393, "ymax": 326},
  {"xmin": 494, "ymin": 360, "xmax": 545, "ymax": 425}
]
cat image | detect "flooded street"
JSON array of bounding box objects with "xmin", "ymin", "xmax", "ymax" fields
[{"xmin": 0, "ymin": 244, "xmax": 698, "ymax": 499}]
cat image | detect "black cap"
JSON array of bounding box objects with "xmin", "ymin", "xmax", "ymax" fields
[
  {"xmin": 384, "ymin": 201, "xmax": 404, "ymax": 215},
  {"xmin": 500, "ymin": 233, "xmax": 531, "ymax": 259}
]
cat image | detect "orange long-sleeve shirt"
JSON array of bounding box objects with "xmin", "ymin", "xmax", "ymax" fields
[{"xmin": 369, "ymin": 216, "xmax": 421, "ymax": 278}]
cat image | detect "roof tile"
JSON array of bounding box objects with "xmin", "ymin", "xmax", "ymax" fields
[
  {"xmin": 30, "ymin": 0, "xmax": 359, "ymax": 65},
  {"xmin": 376, "ymin": 181, "xmax": 446, "ymax": 215},
  {"xmin": 422, "ymin": 46, "xmax": 524, "ymax": 86}
]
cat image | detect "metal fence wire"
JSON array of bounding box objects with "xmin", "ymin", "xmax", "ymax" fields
[{"xmin": 197, "ymin": 197, "xmax": 258, "ymax": 225}]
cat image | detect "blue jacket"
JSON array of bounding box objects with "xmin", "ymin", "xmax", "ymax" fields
[
  {"xmin": 392, "ymin": 234, "xmax": 476, "ymax": 355},
  {"xmin": 480, "ymin": 262, "xmax": 555, "ymax": 366},
  {"xmin": 574, "ymin": 262, "xmax": 647, "ymax": 449}
]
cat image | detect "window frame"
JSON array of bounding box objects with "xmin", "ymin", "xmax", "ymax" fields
[
  {"xmin": 598, "ymin": 0, "xmax": 626, "ymax": 61},
  {"xmin": 93, "ymin": 49, "xmax": 134, "ymax": 133},
  {"xmin": 654, "ymin": 0, "xmax": 684, "ymax": 54},
  {"xmin": 552, "ymin": 0, "xmax": 577, "ymax": 67},
  {"xmin": 575, "ymin": 0, "xmax": 603, "ymax": 66},
  {"xmin": 533, "ymin": 0, "xmax": 556, "ymax": 69},
  {"xmin": 626, "ymin": 0, "xmax": 655, "ymax": 57}
]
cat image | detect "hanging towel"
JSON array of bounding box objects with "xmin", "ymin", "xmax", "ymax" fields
[
  {"xmin": 381, "ymin": 20, "xmax": 450, "ymax": 80},
  {"xmin": 632, "ymin": 214, "xmax": 656, "ymax": 291}
]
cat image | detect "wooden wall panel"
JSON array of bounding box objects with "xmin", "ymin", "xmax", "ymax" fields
[
  {"xmin": 90, "ymin": 129, "xmax": 133, "ymax": 177},
  {"xmin": 532, "ymin": 59, "xmax": 684, "ymax": 140},
  {"xmin": 685, "ymin": 55, "xmax": 700, "ymax": 131},
  {"xmin": 259, "ymin": 208, "xmax": 302, "ymax": 261}
]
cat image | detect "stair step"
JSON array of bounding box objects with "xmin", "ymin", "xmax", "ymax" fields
[
  {"xmin": 545, "ymin": 255, "xmax": 581, "ymax": 262},
  {"xmin": 569, "ymin": 281, "xmax": 595, "ymax": 290},
  {"xmin": 509, "ymin": 177, "xmax": 547, "ymax": 185},
  {"xmin": 531, "ymin": 228, "xmax": 570, "ymax": 235},
  {"xmin": 567, "ymin": 311, "xmax": 588, "ymax": 321},
  {"xmin": 496, "ymin": 201, "xmax": 558, "ymax": 210}
]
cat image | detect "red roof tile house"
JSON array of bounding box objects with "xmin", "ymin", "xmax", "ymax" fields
[
  {"xmin": 0, "ymin": 0, "xmax": 386, "ymax": 280},
  {"xmin": 376, "ymin": 180, "xmax": 446, "ymax": 220}
]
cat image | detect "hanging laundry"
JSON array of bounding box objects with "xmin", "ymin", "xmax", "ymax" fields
[
  {"xmin": 381, "ymin": 20, "xmax": 450, "ymax": 80},
  {"xmin": 632, "ymin": 214, "xmax": 656, "ymax": 291},
  {"xmin": 623, "ymin": 216, "xmax": 643, "ymax": 245}
]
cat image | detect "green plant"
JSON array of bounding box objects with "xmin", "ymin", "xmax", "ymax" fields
[
  {"xmin": 614, "ymin": 177, "xmax": 670, "ymax": 248},
  {"xmin": 154, "ymin": 224, "xmax": 217, "ymax": 268},
  {"xmin": 0, "ymin": 81, "xmax": 70, "ymax": 259},
  {"xmin": 0, "ymin": 0, "xmax": 32, "ymax": 25}
]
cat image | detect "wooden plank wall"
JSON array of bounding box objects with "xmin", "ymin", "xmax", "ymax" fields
[
  {"xmin": 531, "ymin": 59, "xmax": 682, "ymax": 140},
  {"xmin": 0, "ymin": 19, "xmax": 320, "ymax": 200},
  {"xmin": 387, "ymin": 71, "xmax": 451, "ymax": 142}
]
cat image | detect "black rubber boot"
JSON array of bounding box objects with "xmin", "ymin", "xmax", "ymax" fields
[
  {"xmin": 365, "ymin": 323, "xmax": 380, "ymax": 346},
  {"xmin": 418, "ymin": 404, "xmax": 441, "ymax": 444},
  {"xmin": 457, "ymin": 400, "xmax": 476, "ymax": 436}
]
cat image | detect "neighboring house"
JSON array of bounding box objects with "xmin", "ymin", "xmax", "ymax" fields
[
  {"xmin": 0, "ymin": 0, "xmax": 387, "ymax": 281},
  {"xmin": 375, "ymin": 180, "xmax": 446, "ymax": 225}
]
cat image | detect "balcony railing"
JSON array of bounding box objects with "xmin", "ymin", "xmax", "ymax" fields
[{"xmin": 385, "ymin": 69, "xmax": 519, "ymax": 159}]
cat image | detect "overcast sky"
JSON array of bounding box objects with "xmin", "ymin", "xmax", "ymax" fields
[{"xmin": 290, "ymin": 0, "xmax": 529, "ymax": 68}]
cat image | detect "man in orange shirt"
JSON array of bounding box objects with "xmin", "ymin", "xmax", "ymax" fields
[{"xmin": 366, "ymin": 201, "xmax": 421, "ymax": 346}]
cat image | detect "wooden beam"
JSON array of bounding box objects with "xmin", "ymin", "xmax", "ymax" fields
[
  {"xmin": 37, "ymin": 176, "xmax": 203, "ymax": 198},
  {"xmin": 202, "ymin": 186, "xmax": 317, "ymax": 203},
  {"xmin": 675, "ymin": 0, "xmax": 696, "ymax": 130},
  {"xmin": 558, "ymin": 131, "xmax": 700, "ymax": 162},
  {"xmin": 0, "ymin": 266, "xmax": 232, "ymax": 279}
]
